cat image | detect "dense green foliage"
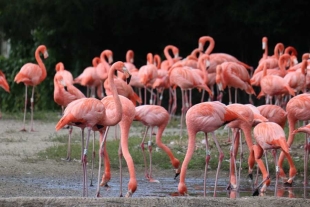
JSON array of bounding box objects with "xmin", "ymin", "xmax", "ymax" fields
[{"xmin": 0, "ymin": 0, "xmax": 309, "ymax": 111}]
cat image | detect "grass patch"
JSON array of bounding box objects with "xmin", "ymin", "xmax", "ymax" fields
[{"xmin": 2, "ymin": 111, "xmax": 62, "ymax": 123}]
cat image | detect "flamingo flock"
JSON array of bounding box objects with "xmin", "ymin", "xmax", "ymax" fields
[{"xmin": 3, "ymin": 35, "xmax": 310, "ymax": 198}]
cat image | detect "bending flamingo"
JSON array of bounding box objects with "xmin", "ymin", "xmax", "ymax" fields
[
  {"xmin": 252, "ymin": 122, "xmax": 297, "ymax": 196},
  {"xmin": 178, "ymin": 101, "xmax": 247, "ymax": 197},
  {"xmin": 134, "ymin": 105, "xmax": 180, "ymax": 182},
  {"xmin": 14, "ymin": 45, "xmax": 48, "ymax": 132}
]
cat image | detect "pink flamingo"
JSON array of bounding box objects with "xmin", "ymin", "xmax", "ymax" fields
[
  {"xmin": 53, "ymin": 70, "xmax": 85, "ymax": 161},
  {"xmin": 55, "ymin": 61, "xmax": 130, "ymax": 197},
  {"xmin": 134, "ymin": 105, "xmax": 180, "ymax": 182},
  {"xmin": 252, "ymin": 122, "xmax": 297, "ymax": 196},
  {"xmin": 178, "ymin": 101, "xmax": 247, "ymax": 197},
  {"xmin": 0, "ymin": 70, "xmax": 10, "ymax": 118},
  {"xmin": 96, "ymin": 95, "xmax": 137, "ymax": 197},
  {"xmin": 14, "ymin": 45, "xmax": 48, "ymax": 132}
]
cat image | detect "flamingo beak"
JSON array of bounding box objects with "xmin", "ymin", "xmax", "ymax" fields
[
  {"xmin": 44, "ymin": 51, "xmax": 49, "ymax": 59},
  {"xmin": 108, "ymin": 56, "xmax": 113, "ymax": 64},
  {"xmin": 123, "ymin": 66, "xmax": 132, "ymax": 84}
]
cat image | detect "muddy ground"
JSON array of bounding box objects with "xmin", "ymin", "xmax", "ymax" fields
[{"xmin": 0, "ymin": 118, "xmax": 309, "ymax": 206}]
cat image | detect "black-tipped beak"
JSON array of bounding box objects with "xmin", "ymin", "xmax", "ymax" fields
[
  {"xmin": 126, "ymin": 75, "xmax": 131, "ymax": 84},
  {"xmin": 174, "ymin": 172, "xmax": 180, "ymax": 180},
  {"xmin": 114, "ymin": 69, "xmax": 118, "ymax": 76}
]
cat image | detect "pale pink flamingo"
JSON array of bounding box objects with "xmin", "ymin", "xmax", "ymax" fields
[
  {"xmin": 55, "ymin": 61, "xmax": 130, "ymax": 197},
  {"xmin": 257, "ymin": 104, "xmax": 287, "ymax": 129},
  {"xmin": 14, "ymin": 45, "xmax": 48, "ymax": 132},
  {"xmin": 134, "ymin": 105, "xmax": 180, "ymax": 182},
  {"xmin": 178, "ymin": 101, "xmax": 247, "ymax": 197},
  {"xmin": 252, "ymin": 122, "xmax": 297, "ymax": 196}
]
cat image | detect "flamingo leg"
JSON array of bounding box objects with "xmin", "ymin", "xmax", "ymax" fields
[
  {"xmin": 96, "ymin": 128, "xmax": 109, "ymax": 197},
  {"xmin": 21, "ymin": 86, "xmax": 28, "ymax": 132},
  {"xmin": 211, "ymin": 131, "xmax": 224, "ymax": 197},
  {"xmin": 228, "ymin": 86, "xmax": 232, "ymax": 105},
  {"xmin": 271, "ymin": 149, "xmax": 279, "ymax": 196},
  {"xmin": 148, "ymin": 127, "xmax": 159, "ymax": 183},
  {"xmin": 180, "ymin": 89, "xmax": 187, "ymax": 139},
  {"xmin": 203, "ymin": 132, "xmax": 210, "ymax": 197},
  {"xmin": 82, "ymin": 127, "xmax": 91, "ymax": 197},
  {"xmin": 228, "ymin": 129, "xmax": 239, "ymax": 191},
  {"xmin": 30, "ymin": 86, "xmax": 36, "ymax": 132},
  {"xmin": 90, "ymin": 131, "xmax": 96, "ymax": 187},
  {"xmin": 237, "ymin": 130, "xmax": 243, "ymax": 190},
  {"xmin": 140, "ymin": 126, "xmax": 150, "ymax": 179},
  {"xmin": 118, "ymin": 141, "xmax": 123, "ymax": 197},
  {"xmin": 65, "ymin": 126, "xmax": 73, "ymax": 161}
]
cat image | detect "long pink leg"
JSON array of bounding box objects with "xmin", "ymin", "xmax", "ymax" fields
[
  {"xmin": 65, "ymin": 126, "xmax": 73, "ymax": 161},
  {"xmin": 140, "ymin": 126, "xmax": 150, "ymax": 179},
  {"xmin": 203, "ymin": 133, "xmax": 210, "ymax": 197},
  {"xmin": 118, "ymin": 141, "xmax": 123, "ymax": 197},
  {"xmin": 147, "ymin": 127, "xmax": 159, "ymax": 183},
  {"xmin": 96, "ymin": 127, "xmax": 109, "ymax": 197},
  {"xmin": 21, "ymin": 86, "xmax": 28, "ymax": 131},
  {"xmin": 30, "ymin": 86, "xmax": 35, "ymax": 132},
  {"xmin": 211, "ymin": 131, "xmax": 224, "ymax": 197},
  {"xmin": 82, "ymin": 127, "xmax": 91, "ymax": 197},
  {"xmin": 90, "ymin": 131, "xmax": 96, "ymax": 187}
]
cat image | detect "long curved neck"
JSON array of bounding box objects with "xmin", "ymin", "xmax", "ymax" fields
[
  {"xmin": 198, "ymin": 56, "xmax": 208, "ymax": 84},
  {"xmin": 106, "ymin": 66, "xmax": 122, "ymax": 126},
  {"xmin": 199, "ymin": 36, "xmax": 215, "ymax": 55},
  {"xmin": 35, "ymin": 48, "xmax": 47, "ymax": 80},
  {"xmin": 126, "ymin": 50, "xmax": 134, "ymax": 63},
  {"xmin": 274, "ymin": 43, "xmax": 284, "ymax": 59},
  {"xmin": 155, "ymin": 125, "xmax": 180, "ymax": 169},
  {"xmin": 164, "ymin": 46, "xmax": 174, "ymax": 67}
]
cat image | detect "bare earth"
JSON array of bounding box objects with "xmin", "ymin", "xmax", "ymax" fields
[{"xmin": 0, "ymin": 119, "xmax": 309, "ymax": 206}]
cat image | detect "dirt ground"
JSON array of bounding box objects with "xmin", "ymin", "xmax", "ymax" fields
[{"xmin": 0, "ymin": 118, "xmax": 309, "ymax": 206}]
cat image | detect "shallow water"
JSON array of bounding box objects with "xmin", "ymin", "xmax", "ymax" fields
[{"xmin": 3, "ymin": 172, "xmax": 309, "ymax": 199}]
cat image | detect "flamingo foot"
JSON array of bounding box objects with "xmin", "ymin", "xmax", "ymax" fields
[
  {"xmin": 96, "ymin": 192, "xmax": 100, "ymax": 197},
  {"xmin": 100, "ymin": 180, "xmax": 110, "ymax": 187},
  {"xmin": 61, "ymin": 157, "xmax": 71, "ymax": 162},
  {"xmin": 30, "ymin": 128, "xmax": 36, "ymax": 132},
  {"xmin": 248, "ymin": 173, "xmax": 253, "ymax": 180},
  {"xmin": 20, "ymin": 128, "xmax": 27, "ymax": 132},
  {"xmin": 226, "ymin": 183, "xmax": 237, "ymax": 191},
  {"xmin": 174, "ymin": 172, "xmax": 180, "ymax": 180},
  {"xmin": 125, "ymin": 190, "xmax": 133, "ymax": 197},
  {"xmin": 148, "ymin": 178, "xmax": 160, "ymax": 183}
]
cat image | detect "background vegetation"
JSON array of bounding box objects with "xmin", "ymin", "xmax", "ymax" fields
[{"xmin": 0, "ymin": 0, "xmax": 309, "ymax": 112}]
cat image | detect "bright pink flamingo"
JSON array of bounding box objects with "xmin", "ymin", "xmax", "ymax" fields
[
  {"xmin": 215, "ymin": 62, "xmax": 255, "ymax": 104},
  {"xmin": 95, "ymin": 49, "xmax": 113, "ymax": 98},
  {"xmin": 134, "ymin": 105, "xmax": 180, "ymax": 182},
  {"xmin": 0, "ymin": 70, "xmax": 10, "ymax": 118},
  {"xmin": 55, "ymin": 61, "xmax": 130, "ymax": 197},
  {"xmin": 178, "ymin": 101, "xmax": 247, "ymax": 197},
  {"xmin": 169, "ymin": 54, "xmax": 213, "ymax": 138},
  {"xmin": 278, "ymin": 93, "xmax": 310, "ymax": 185},
  {"xmin": 161, "ymin": 45, "xmax": 181, "ymax": 70},
  {"xmin": 198, "ymin": 36, "xmax": 253, "ymax": 73},
  {"xmin": 256, "ymin": 54, "xmax": 295, "ymax": 105},
  {"xmin": 14, "ymin": 45, "xmax": 48, "ymax": 132},
  {"xmin": 257, "ymin": 104, "xmax": 287, "ymax": 129},
  {"xmin": 252, "ymin": 122, "xmax": 297, "ymax": 196},
  {"xmin": 96, "ymin": 95, "xmax": 137, "ymax": 197},
  {"xmin": 53, "ymin": 70, "xmax": 85, "ymax": 161}
]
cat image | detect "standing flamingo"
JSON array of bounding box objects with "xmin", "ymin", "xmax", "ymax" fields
[
  {"xmin": 14, "ymin": 45, "xmax": 48, "ymax": 132},
  {"xmin": 96, "ymin": 95, "xmax": 137, "ymax": 197},
  {"xmin": 252, "ymin": 122, "xmax": 297, "ymax": 196},
  {"xmin": 134, "ymin": 105, "xmax": 180, "ymax": 182},
  {"xmin": 0, "ymin": 70, "xmax": 10, "ymax": 118},
  {"xmin": 53, "ymin": 69, "xmax": 85, "ymax": 161},
  {"xmin": 178, "ymin": 101, "xmax": 247, "ymax": 197},
  {"xmin": 74, "ymin": 57, "xmax": 101, "ymax": 98},
  {"xmin": 55, "ymin": 61, "xmax": 130, "ymax": 197}
]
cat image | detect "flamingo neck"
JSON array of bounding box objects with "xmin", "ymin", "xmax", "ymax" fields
[
  {"xmin": 164, "ymin": 46, "xmax": 174, "ymax": 67},
  {"xmin": 35, "ymin": 48, "xmax": 47, "ymax": 81}
]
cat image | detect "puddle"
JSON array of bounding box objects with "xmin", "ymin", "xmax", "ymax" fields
[{"xmin": 1, "ymin": 173, "xmax": 309, "ymax": 199}]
